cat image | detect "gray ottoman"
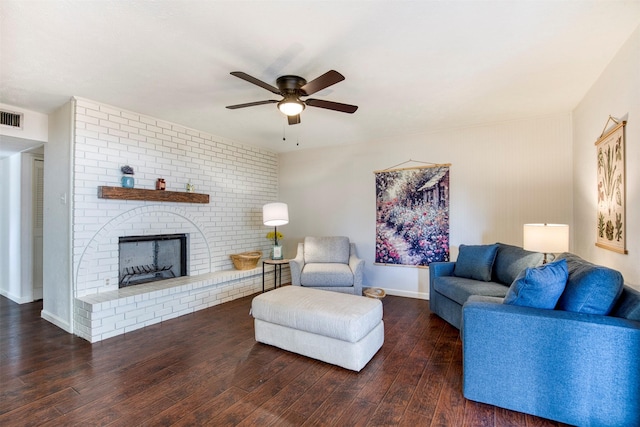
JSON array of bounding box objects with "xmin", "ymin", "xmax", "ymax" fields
[{"xmin": 251, "ymin": 286, "xmax": 384, "ymax": 371}]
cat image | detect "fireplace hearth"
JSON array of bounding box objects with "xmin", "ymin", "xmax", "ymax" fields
[{"xmin": 119, "ymin": 234, "xmax": 187, "ymax": 287}]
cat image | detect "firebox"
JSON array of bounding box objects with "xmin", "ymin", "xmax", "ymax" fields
[{"xmin": 118, "ymin": 234, "xmax": 187, "ymax": 288}]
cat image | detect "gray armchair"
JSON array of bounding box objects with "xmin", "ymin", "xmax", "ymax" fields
[{"xmin": 289, "ymin": 236, "xmax": 364, "ymax": 295}]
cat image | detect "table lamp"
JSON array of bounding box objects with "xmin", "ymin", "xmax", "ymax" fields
[
  {"xmin": 523, "ymin": 223, "xmax": 569, "ymax": 264},
  {"xmin": 263, "ymin": 202, "xmax": 289, "ymax": 259}
]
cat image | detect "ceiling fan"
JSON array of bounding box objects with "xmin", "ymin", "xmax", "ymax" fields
[{"xmin": 226, "ymin": 70, "xmax": 358, "ymax": 125}]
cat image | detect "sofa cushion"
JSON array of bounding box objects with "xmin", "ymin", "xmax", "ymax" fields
[
  {"xmin": 503, "ymin": 259, "xmax": 568, "ymax": 309},
  {"xmin": 434, "ymin": 276, "xmax": 509, "ymax": 306},
  {"xmin": 304, "ymin": 236, "xmax": 350, "ymax": 264},
  {"xmin": 453, "ymin": 244, "xmax": 499, "ymax": 281},
  {"xmin": 611, "ymin": 286, "xmax": 640, "ymax": 321},
  {"xmin": 492, "ymin": 243, "xmax": 544, "ymax": 285},
  {"xmin": 301, "ymin": 263, "xmax": 354, "ymax": 287},
  {"xmin": 556, "ymin": 253, "xmax": 624, "ymax": 315}
]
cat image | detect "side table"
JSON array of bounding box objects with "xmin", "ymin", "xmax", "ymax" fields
[{"xmin": 262, "ymin": 258, "xmax": 290, "ymax": 292}]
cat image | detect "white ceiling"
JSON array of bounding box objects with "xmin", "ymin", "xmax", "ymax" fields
[{"xmin": 1, "ymin": 0, "xmax": 639, "ymax": 155}]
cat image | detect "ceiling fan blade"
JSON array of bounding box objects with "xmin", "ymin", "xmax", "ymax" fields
[
  {"xmin": 300, "ymin": 70, "xmax": 345, "ymax": 96},
  {"xmin": 305, "ymin": 98, "xmax": 358, "ymax": 114},
  {"xmin": 226, "ymin": 100, "xmax": 278, "ymax": 109},
  {"xmin": 230, "ymin": 72, "xmax": 280, "ymax": 94},
  {"xmin": 288, "ymin": 114, "xmax": 301, "ymax": 125}
]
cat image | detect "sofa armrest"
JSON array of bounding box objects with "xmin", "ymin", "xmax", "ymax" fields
[
  {"xmin": 462, "ymin": 300, "xmax": 640, "ymax": 426},
  {"xmin": 289, "ymin": 243, "xmax": 305, "ymax": 286},
  {"xmin": 429, "ymin": 261, "xmax": 456, "ymax": 303},
  {"xmin": 429, "ymin": 261, "xmax": 456, "ymax": 278}
]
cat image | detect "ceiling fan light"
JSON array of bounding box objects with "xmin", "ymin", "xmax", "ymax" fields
[{"xmin": 278, "ymin": 98, "xmax": 304, "ymax": 116}]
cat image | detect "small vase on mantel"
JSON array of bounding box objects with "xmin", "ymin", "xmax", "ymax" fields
[{"xmin": 120, "ymin": 165, "xmax": 135, "ymax": 188}]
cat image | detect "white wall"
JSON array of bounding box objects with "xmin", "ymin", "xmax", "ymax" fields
[
  {"xmin": 573, "ymin": 25, "xmax": 640, "ymax": 289},
  {"xmin": 0, "ymin": 154, "xmax": 23, "ymax": 301},
  {"xmin": 0, "ymin": 152, "xmax": 39, "ymax": 303},
  {"xmin": 0, "ymin": 157, "xmax": 8, "ymax": 296},
  {"xmin": 42, "ymin": 101, "xmax": 73, "ymax": 332},
  {"xmin": 279, "ymin": 114, "xmax": 573, "ymax": 298}
]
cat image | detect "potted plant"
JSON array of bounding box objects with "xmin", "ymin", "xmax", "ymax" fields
[{"xmin": 266, "ymin": 230, "xmax": 284, "ymax": 260}]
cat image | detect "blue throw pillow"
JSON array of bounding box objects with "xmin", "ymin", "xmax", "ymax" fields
[
  {"xmin": 504, "ymin": 259, "xmax": 568, "ymax": 309},
  {"xmin": 453, "ymin": 244, "xmax": 499, "ymax": 282}
]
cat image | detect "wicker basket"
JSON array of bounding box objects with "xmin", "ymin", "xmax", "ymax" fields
[
  {"xmin": 364, "ymin": 287, "xmax": 386, "ymax": 299},
  {"xmin": 230, "ymin": 251, "xmax": 262, "ymax": 270}
]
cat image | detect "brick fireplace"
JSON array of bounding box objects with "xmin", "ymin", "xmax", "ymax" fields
[{"xmin": 70, "ymin": 97, "xmax": 289, "ymax": 342}]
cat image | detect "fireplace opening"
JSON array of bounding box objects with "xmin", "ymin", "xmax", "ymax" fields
[{"xmin": 119, "ymin": 234, "xmax": 187, "ymax": 288}]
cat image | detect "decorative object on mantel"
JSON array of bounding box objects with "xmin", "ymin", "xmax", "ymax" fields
[
  {"xmin": 374, "ymin": 159, "xmax": 450, "ymax": 267},
  {"xmin": 230, "ymin": 251, "xmax": 262, "ymax": 270},
  {"xmin": 186, "ymin": 181, "xmax": 195, "ymax": 193},
  {"xmin": 120, "ymin": 165, "xmax": 134, "ymax": 188},
  {"xmin": 97, "ymin": 186, "xmax": 209, "ymax": 203},
  {"xmin": 156, "ymin": 178, "xmax": 166, "ymax": 190},
  {"xmin": 263, "ymin": 202, "xmax": 289, "ymax": 260},
  {"xmin": 595, "ymin": 116, "xmax": 627, "ymax": 254}
]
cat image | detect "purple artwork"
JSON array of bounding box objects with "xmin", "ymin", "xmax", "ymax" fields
[{"xmin": 375, "ymin": 165, "xmax": 450, "ymax": 267}]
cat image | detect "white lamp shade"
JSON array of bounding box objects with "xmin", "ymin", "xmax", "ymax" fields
[
  {"xmin": 263, "ymin": 202, "xmax": 289, "ymax": 226},
  {"xmin": 277, "ymin": 100, "xmax": 304, "ymax": 116},
  {"xmin": 523, "ymin": 224, "xmax": 569, "ymax": 253}
]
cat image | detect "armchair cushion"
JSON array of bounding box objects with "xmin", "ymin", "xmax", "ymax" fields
[
  {"xmin": 453, "ymin": 244, "xmax": 499, "ymax": 281},
  {"xmin": 304, "ymin": 236, "xmax": 350, "ymax": 264},
  {"xmin": 556, "ymin": 253, "xmax": 624, "ymax": 315},
  {"xmin": 300, "ymin": 263, "xmax": 355, "ymax": 287},
  {"xmin": 503, "ymin": 259, "xmax": 568, "ymax": 309}
]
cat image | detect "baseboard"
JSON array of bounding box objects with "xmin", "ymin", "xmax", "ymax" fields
[
  {"xmin": 41, "ymin": 309, "xmax": 72, "ymax": 333},
  {"xmin": 373, "ymin": 287, "xmax": 430, "ymax": 300},
  {"xmin": 0, "ymin": 288, "xmax": 33, "ymax": 304}
]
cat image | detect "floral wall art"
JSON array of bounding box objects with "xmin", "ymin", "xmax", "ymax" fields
[
  {"xmin": 596, "ymin": 120, "xmax": 627, "ymax": 254},
  {"xmin": 375, "ymin": 164, "xmax": 450, "ymax": 267}
]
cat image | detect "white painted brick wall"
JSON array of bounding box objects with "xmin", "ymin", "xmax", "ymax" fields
[{"xmin": 71, "ymin": 97, "xmax": 288, "ymax": 342}]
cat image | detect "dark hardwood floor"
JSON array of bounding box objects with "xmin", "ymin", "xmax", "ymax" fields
[{"xmin": 0, "ymin": 290, "xmax": 570, "ymax": 426}]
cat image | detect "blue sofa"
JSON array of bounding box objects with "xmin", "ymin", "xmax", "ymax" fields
[
  {"xmin": 460, "ymin": 252, "xmax": 640, "ymax": 426},
  {"xmin": 429, "ymin": 243, "xmax": 544, "ymax": 329}
]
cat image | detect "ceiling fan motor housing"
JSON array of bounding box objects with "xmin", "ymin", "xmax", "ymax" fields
[{"xmin": 276, "ymin": 75, "xmax": 307, "ymax": 94}]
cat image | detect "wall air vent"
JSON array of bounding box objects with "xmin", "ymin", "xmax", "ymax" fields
[{"xmin": 0, "ymin": 110, "xmax": 23, "ymax": 129}]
